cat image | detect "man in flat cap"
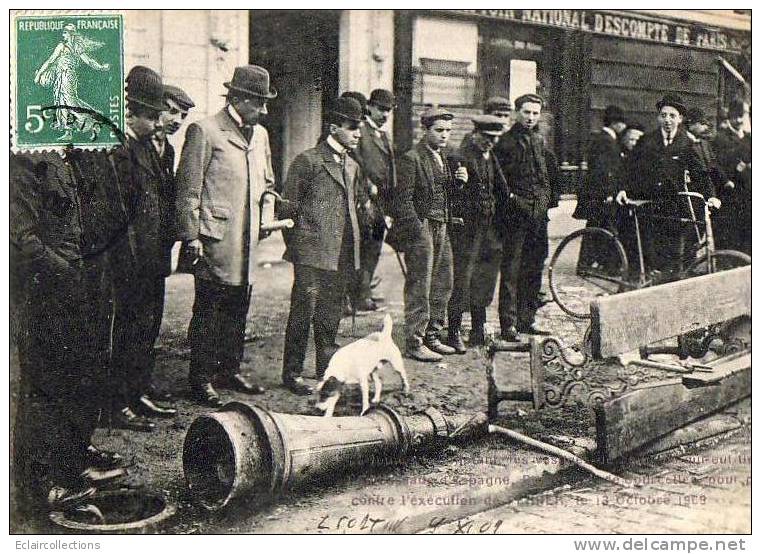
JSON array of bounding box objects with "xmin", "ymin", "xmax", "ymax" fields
[
  {"xmin": 176, "ymin": 65, "xmax": 276, "ymax": 406},
  {"xmin": 387, "ymin": 107, "xmax": 468, "ymax": 361},
  {"xmin": 494, "ymin": 93, "xmax": 553, "ymax": 341},
  {"xmin": 574, "ymin": 105, "xmax": 627, "ymax": 272},
  {"xmin": 446, "ymin": 115, "xmax": 508, "ymax": 352},
  {"xmin": 616, "ymin": 93, "xmax": 718, "ymax": 276},
  {"xmin": 280, "ymin": 97, "xmax": 366, "ymax": 394},
  {"xmin": 351, "ymin": 88, "xmax": 397, "ymax": 313},
  {"xmin": 712, "ymin": 99, "xmax": 751, "ymax": 254}
]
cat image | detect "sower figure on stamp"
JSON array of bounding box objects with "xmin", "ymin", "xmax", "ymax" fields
[
  {"xmin": 176, "ymin": 65, "xmax": 276, "ymax": 407},
  {"xmin": 446, "ymin": 115, "xmax": 508, "ymax": 353},
  {"xmin": 145, "ymin": 84, "xmax": 195, "ymax": 403},
  {"xmin": 351, "ymin": 88, "xmax": 397, "ymax": 313},
  {"xmin": 386, "ymin": 107, "xmax": 468, "ymax": 362},
  {"xmin": 11, "ymin": 152, "xmax": 125, "ymax": 513},
  {"xmin": 104, "ymin": 66, "xmax": 177, "ymax": 430},
  {"xmin": 494, "ymin": 94, "xmax": 553, "ymax": 341},
  {"xmin": 615, "ymin": 94, "xmax": 717, "ymax": 278},
  {"xmin": 280, "ymin": 97, "xmax": 366, "ymax": 396}
]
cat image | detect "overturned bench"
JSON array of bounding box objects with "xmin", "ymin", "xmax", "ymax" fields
[{"xmin": 486, "ymin": 266, "xmax": 751, "ymax": 460}]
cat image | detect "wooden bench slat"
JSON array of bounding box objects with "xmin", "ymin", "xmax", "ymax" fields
[
  {"xmin": 682, "ymin": 352, "xmax": 751, "ymax": 386},
  {"xmin": 590, "ymin": 266, "xmax": 751, "ymax": 359}
]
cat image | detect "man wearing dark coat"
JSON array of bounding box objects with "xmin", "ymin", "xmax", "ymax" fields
[
  {"xmin": 712, "ymin": 99, "xmax": 751, "ymax": 254},
  {"xmin": 386, "ymin": 107, "xmax": 469, "ymax": 361},
  {"xmin": 616, "ymin": 94, "xmax": 718, "ymax": 276},
  {"xmin": 280, "ymin": 97, "xmax": 366, "ymax": 394},
  {"xmin": 351, "ymin": 88, "xmax": 397, "ymax": 312},
  {"xmin": 446, "ymin": 115, "xmax": 508, "ymax": 353},
  {"xmin": 11, "ymin": 151, "xmax": 125, "ymax": 512},
  {"xmin": 573, "ymin": 105, "xmax": 627, "ymax": 271},
  {"xmin": 494, "ymin": 94, "xmax": 553, "ymax": 340}
]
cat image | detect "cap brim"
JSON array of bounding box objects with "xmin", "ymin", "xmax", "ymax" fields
[
  {"xmin": 332, "ymin": 111, "xmax": 364, "ymax": 123},
  {"xmin": 480, "ymin": 130, "xmax": 504, "ymax": 136},
  {"xmin": 224, "ymin": 82, "xmax": 278, "ymax": 99}
]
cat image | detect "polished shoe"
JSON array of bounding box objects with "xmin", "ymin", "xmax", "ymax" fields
[
  {"xmin": 86, "ymin": 445, "xmax": 123, "ymax": 470},
  {"xmin": 136, "ymin": 394, "xmax": 177, "ymax": 418},
  {"xmin": 424, "ymin": 337, "xmax": 457, "ymax": 355},
  {"xmin": 404, "ymin": 344, "xmax": 443, "ymax": 362},
  {"xmin": 191, "ymin": 382, "xmax": 223, "ymax": 408},
  {"xmin": 80, "ymin": 466, "xmax": 128, "ymax": 488},
  {"xmin": 47, "ymin": 484, "xmax": 96, "ymax": 509},
  {"xmin": 469, "ymin": 328, "xmax": 485, "ymax": 346},
  {"xmin": 113, "ymin": 407, "xmax": 155, "ymax": 432},
  {"xmin": 446, "ymin": 331, "xmax": 467, "ymax": 354},
  {"xmin": 354, "ymin": 298, "xmax": 379, "ymax": 313},
  {"xmin": 283, "ymin": 377, "xmax": 314, "ymax": 396},
  {"xmin": 218, "ymin": 373, "xmax": 266, "ymax": 395},
  {"xmin": 500, "ymin": 325, "xmax": 521, "ymax": 342},
  {"xmin": 518, "ymin": 324, "xmax": 551, "ymax": 336}
]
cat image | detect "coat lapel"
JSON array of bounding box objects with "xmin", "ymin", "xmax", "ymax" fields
[
  {"xmin": 216, "ymin": 109, "xmax": 249, "ymax": 151},
  {"xmin": 319, "ymin": 142, "xmax": 347, "ymax": 189},
  {"xmin": 416, "ymin": 141, "xmax": 435, "ymax": 189}
]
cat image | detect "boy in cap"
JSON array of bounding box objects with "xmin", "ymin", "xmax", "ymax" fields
[
  {"xmin": 280, "ymin": 97, "xmax": 366, "ymax": 394},
  {"xmin": 446, "ymin": 115, "xmax": 508, "ymax": 352},
  {"xmin": 494, "ymin": 93, "xmax": 553, "ymax": 340},
  {"xmin": 351, "ymin": 88, "xmax": 397, "ymax": 312},
  {"xmin": 176, "ymin": 65, "xmax": 277, "ymax": 406},
  {"xmin": 616, "ymin": 94, "xmax": 718, "ymax": 276},
  {"xmin": 387, "ymin": 107, "xmax": 468, "ymax": 362}
]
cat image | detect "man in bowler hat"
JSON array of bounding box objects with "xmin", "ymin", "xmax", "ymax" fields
[
  {"xmin": 616, "ymin": 94, "xmax": 718, "ymax": 276},
  {"xmin": 386, "ymin": 107, "xmax": 469, "ymax": 361},
  {"xmin": 351, "ymin": 88, "xmax": 397, "ymax": 312},
  {"xmin": 176, "ymin": 65, "xmax": 277, "ymax": 406},
  {"xmin": 280, "ymin": 97, "xmax": 366, "ymax": 394}
]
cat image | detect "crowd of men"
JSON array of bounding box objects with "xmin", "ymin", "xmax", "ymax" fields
[{"xmin": 11, "ymin": 61, "xmax": 751, "ymax": 514}]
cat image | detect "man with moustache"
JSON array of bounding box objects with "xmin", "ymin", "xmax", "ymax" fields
[
  {"xmin": 280, "ymin": 97, "xmax": 365, "ymax": 394},
  {"xmin": 446, "ymin": 115, "xmax": 508, "ymax": 352},
  {"xmin": 616, "ymin": 94, "xmax": 718, "ymax": 277},
  {"xmin": 351, "ymin": 88, "xmax": 397, "ymax": 312},
  {"xmin": 176, "ymin": 65, "xmax": 276, "ymax": 406},
  {"xmin": 386, "ymin": 107, "xmax": 468, "ymax": 361},
  {"xmin": 494, "ymin": 94, "xmax": 553, "ymax": 341}
]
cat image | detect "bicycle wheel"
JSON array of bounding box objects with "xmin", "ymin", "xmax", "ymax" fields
[
  {"xmin": 686, "ymin": 249, "xmax": 751, "ymax": 277},
  {"xmin": 549, "ymin": 227, "xmax": 629, "ymax": 319}
]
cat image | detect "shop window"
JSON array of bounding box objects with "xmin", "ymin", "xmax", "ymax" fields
[{"xmin": 413, "ymin": 58, "xmax": 478, "ymax": 106}]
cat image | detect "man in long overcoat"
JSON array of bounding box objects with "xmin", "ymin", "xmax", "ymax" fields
[{"xmin": 176, "ymin": 65, "xmax": 276, "ymax": 406}]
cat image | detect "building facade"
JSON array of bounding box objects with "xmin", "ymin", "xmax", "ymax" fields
[{"xmin": 123, "ymin": 9, "xmax": 751, "ymax": 190}]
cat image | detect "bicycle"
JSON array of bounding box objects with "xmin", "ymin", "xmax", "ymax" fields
[{"xmin": 548, "ymin": 191, "xmax": 751, "ymax": 320}]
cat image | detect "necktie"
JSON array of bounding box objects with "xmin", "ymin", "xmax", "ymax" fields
[{"xmin": 241, "ymin": 125, "xmax": 253, "ymax": 144}]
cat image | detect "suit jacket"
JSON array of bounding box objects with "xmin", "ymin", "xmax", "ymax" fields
[
  {"xmin": 386, "ymin": 141, "xmax": 456, "ymax": 251},
  {"xmin": 175, "ymin": 108, "xmax": 276, "ymax": 286},
  {"xmin": 281, "ymin": 141, "xmax": 362, "ymax": 272},
  {"xmin": 154, "ymin": 138, "xmax": 177, "ymax": 276},
  {"xmin": 494, "ymin": 124, "xmax": 552, "ymax": 228},
  {"xmin": 574, "ymin": 130, "xmax": 622, "ymax": 220},
  {"xmin": 625, "ymin": 127, "xmax": 713, "ymax": 215},
  {"xmin": 713, "ymin": 127, "xmax": 751, "ymax": 202},
  {"xmin": 355, "ymin": 121, "xmax": 397, "ymax": 213}
]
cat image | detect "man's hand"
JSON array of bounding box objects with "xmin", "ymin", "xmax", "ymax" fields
[
  {"xmin": 185, "ymin": 239, "xmax": 203, "ymax": 261},
  {"xmin": 707, "ymin": 197, "xmax": 722, "ymax": 210},
  {"xmin": 369, "ymin": 184, "xmax": 379, "ymax": 197},
  {"xmin": 384, "ymin": 215, "xmax": 393, "ymax": 229},
  {"xmin": 736, "ymin": 160, "xmax": 748, "ymax": 173},
  {"xmin": 454, "ymin": 166, "xmax": 468, "ymax": 183},
  {"xmin": 724, "ymin": 180, "xmax": 736, "ymax": 190},
  {"xmin": 615, "ymin": 190, "xmax": 629, "ymax": 205}
]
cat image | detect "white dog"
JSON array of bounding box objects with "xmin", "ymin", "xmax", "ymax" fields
[{"xmin": 315, "ymin": 314, "xmax": 409, "ymax": 417}]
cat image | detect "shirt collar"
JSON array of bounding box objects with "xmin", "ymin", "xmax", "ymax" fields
[
  {"xmin": 326, "ymin": 135, "xmax": 346, "ymax": 156},
  {"xmin": 661, "ymin": 128, "xmax": 675, "ymax": 142},
  {"xmin": 125, "ymin": 125, "xmax": 139, "ymax": 142},
  {"xmin": 227, "ymin": 104, "xmax": 244, "ymax": 128},
  {"xmin": 602, "ymin": 127, "xmax": 617, "ymax": 140},
  {"xmin": 365, "ymin": 116, "xmax": 382, "ymax": 131}
]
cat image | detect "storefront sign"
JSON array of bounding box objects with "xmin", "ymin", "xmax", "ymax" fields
[{"xmin": 449, "ymin": 9, "xmax": 748, "ymax": 53}]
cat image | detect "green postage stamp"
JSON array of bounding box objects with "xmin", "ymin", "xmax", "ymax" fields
[{"xmin": 11, "ymin": 11, "xmax": 125, "ymax": 152}]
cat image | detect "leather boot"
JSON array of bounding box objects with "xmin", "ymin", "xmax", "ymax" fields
[
  {"xmin": 446, "ymin": 313, "xmax": 466, "ymax": 354},
  {"xmin": 470, "ymin": 307, "xmax": 487, "ymax": 346}
]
